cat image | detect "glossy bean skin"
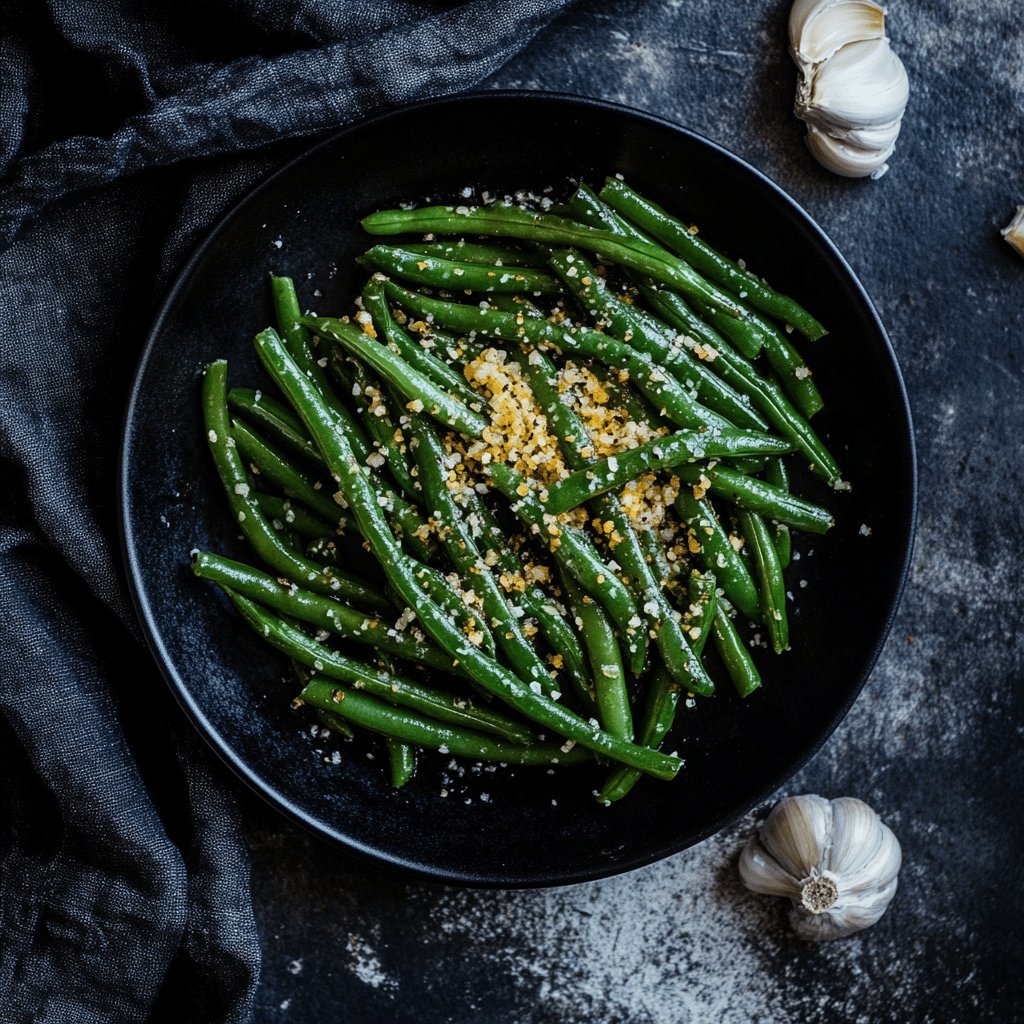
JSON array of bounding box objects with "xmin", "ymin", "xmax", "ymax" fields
[
  {"xmin": 599, "ymin": 178, "xmax": 827, "ymax": 341},
  {"xmin": 736, "ymin": 510, "xmax": 789, "ymax": 654},
  {"xmin": 400, "ymin": 240, "xmax": 543, "ymax": 267},
  {"xmin": 301, "ymin": 315, "xmax": 489, "ymax": 438},
  {"xmin": 202, "ymin": 360, "xmax": 387, "ymax": 611},
  {"xmin": 361, "ymin": 245, "xmax": 563, "ymax": 295},
  {"xmin": 671, "ymin": 463, "xmax": 833, "ymax": 535},
  {"xmin": 763, "ymin": 457, "xmax": 793, "ymax": 567},
  {"xmin": 711, "ymin": 604, "xmax": 762, "ymax": 698},
  {"xmin": 327, "ymin": 353, "xmax": 423, "ymax": 505},
  {"xmin": 227, "ymin": 387, "xmax": 324, "ymax": 468},
  {"xmin": 561, "ymin": 574, "xmax": 632, "ymax": 741},
  {"xmin": 642, "ymin": 286, "xmax": 839, "ymax": 483},
  {"xmin": 387, "ymin": 739, "xmax": 416, "ymax": 787},
  {"xmin": 674, "ymin": 488, "xmax": 761, "ymax": 622},
  {"xmin": 271, "ymin": 275, "xmax": 371, "ymax": 458},
  {"xmin": 542, "ymin": 427, "xmax": 792, "ymax": 516},
  {"xmin": 361, "ymin": 273, "xmax": 483, "ymax": 409},
  {"xmin": 300, "ymin": 678, "xmax": 593, "ymax": 767}
]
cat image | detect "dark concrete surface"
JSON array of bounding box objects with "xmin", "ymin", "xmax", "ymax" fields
[{"xmin": 242, "ymin": 2, "xmax": 1024, "ymax": 1021}]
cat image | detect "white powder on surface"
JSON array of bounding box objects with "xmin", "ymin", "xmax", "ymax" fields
[{"xmin": 345, "ymin": 933, "xmax": 398, "ymax": 992}]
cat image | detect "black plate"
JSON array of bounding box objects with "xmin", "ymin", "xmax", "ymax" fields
[{"xmin": 121, "ymin": 92, "xmax": 916, "ymax": 887}]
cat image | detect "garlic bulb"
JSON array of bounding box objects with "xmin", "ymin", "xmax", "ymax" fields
[
  {"xmin": 789, "ymin": 0, "xmax": 909, "ymax": 179},
  {"xmin": 1002, "ymin": 205, "xmax": 1024, "ymax": 258},
  {"xmin": 739, "ymin": 794, "xmax": 901, "ymax": 941}
]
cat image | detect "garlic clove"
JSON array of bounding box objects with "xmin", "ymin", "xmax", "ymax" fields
[
  {"xmin": 738, "ymin": 838, "xmax": 803, "ymax": 898},
  {"xmin": 789, "ymin": 0, "xmax": 886, "ymax": 67},
  {"xmin": 827, "ymin": 796, "xmax": 902, "ymax": 893},
  {"xmin": 802, "ymin": 37, "xmax": 909, "ymax": 131},
  {"xmin": 805, "ymin": 126, "xmax": 895, "ymax": 179},
  {"xmin": 1002, "ymin": 205, "xmax": 1024, "ymax": 257},
  {"xmin": 827, "ymin": 118, "xmax": 902, "ymax": 150},
  {"xmin": 758, "ymin": 793, "xmax": 832, "ymax": 879}
]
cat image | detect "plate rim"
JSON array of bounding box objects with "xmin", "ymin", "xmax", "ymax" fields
[{"xmin": 119, "ymin": 89, "xmax": 918, "ymax": 889}]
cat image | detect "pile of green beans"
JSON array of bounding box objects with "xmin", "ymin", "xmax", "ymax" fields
[{"xmin": 193, "ymin": 177, "xmax": 838, "ymax": 802}]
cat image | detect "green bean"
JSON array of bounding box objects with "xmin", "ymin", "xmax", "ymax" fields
[
  {"xmin": 468, "ymin": 493, "xmax": 595, "ymax": 709},
  {"xmin": 544, "ymin": 428, "xmax": 792, "ymax": 515},
  {"xmin": 362, "ymin": 203, "xmax": 751, "ymax": 324},
  {"xmin": 227, "ymin": 387, "xmax": 323, "ymax": 467},
  {"xmin": 711, "ymin": 605, "xmax": 762, "ymax": 698},
  {"xmin": 301, "ymin": 315, "xmax": 488, "ymax": 437},
  {"xmin": 686, "ymin": 570, "xmax": 719, "ymax": 652},
  {"xmin": 519, "ymin": 587, "xmax": 596, "ymax": 712},
  {"xmin": 736, "ymin": 510, "xmax": 789, "ymax": 653},
  {"xmin": 387, "ymin": 738, "xmax": 416, "ymax": 787},
  {"xmin": 270, "ymin": 275, "xmax": 371, "ymax": 459},
  {"xmin": 232, "ymin": 417, "xmax": 349, "ymax": 526},
  {"xmin": 399, "ymin": 240, "xmax": 544, "ymax": 267},
  {"xmin": 225, "ymin": 588, "xmax": 533, "ymax": 742},
  {"xmin": 406, "ymin": 561, "xmax": 497, "ymax": 658},
  {"xmin": 690, "ymin": 294, "xmax": 823, "ymax": 418},
  {"xmin": 361, "ymin": 245, "xmax": 563, "ymax": 295},
  {"xmin": 485, "ymin": 462, "xmax": 646, "ymax": 671},
  {"xmin": 671, "ymin": 463, "xmax": 833, "ymax": 534},
  {"xmin": 599, "ymin": 178, "xmax": 827, "ymax": 341},
  {"xmin": 596, "ymin": 572, "xmax": 719, "ymax": 804},
  {"xmin": 407, "ymin": 415, "xmax": 555, "ymax": 691},
  {"xmin": 192, "ymin": 552, "xmax": 461, "ymax": 675},
  {"xmin": 546, "ymin": 249, "xmax": 766, "ymax": 432},
  {"xmin": 562, "ymin": 575, "xmax": 632, "ymax": 740},
  {"xmin": 253, "ymin": 326, "xmax": 682, "ymax": 780},
  {"xmin": 485, "ymin": 292, "xmax": 546, "ymax": 318},
  {"xmin": 253, "ymin": 494, "xmax": 335, "ymax": 540},
  {"xmin": 643, "ymin": 285, "xmax": 839, "ymax": 483},
  {"xmin": 674, "ymin": 487, "xmax": 761, "ymax": 622},
  {"xmin": 300, "ymin": 679, "xmax": 592, "ymax": 767},
  {"xmin": 328, "ymin": 353, "xmax": 423, "ymax": 503},
  {"xmin": 360, "ymin": 273, "xmax": 483, "ymax": 409},
  {"xmin": 202, "ymin": 361, "xmax": 386, "ymax": 610},
  {"xmin": 568, "ymin": 182, "xmax": 646, "ymax": 240},
  {"xmin": 763, "ymin": 458, "xmax": 793, "ymax": 567}
]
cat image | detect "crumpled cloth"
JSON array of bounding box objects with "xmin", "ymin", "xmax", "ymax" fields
[{"xmin": 0, "ymin": 2, "xmax": 573, "ymax": 1020}]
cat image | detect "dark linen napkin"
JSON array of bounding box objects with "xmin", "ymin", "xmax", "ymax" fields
[{"xmin": 0, "ymin": 3, "xmax": 574, "ymax": 1020}]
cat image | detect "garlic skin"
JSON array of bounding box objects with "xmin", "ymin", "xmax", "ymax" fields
[
  {"xmin": 739, "ymin": 794, "xmax": 901, "ymax": 941},
  {"xmin": 1002, "ymin": 205, "xmax": 1024, "ymax": 258},
  {"xmin": 789, "ymin": 1, "xmax": 909, "ymax": 179}
]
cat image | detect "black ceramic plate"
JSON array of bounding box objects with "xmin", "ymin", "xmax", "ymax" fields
[{"xmin": 121, "ymin": 92, "xmax": 915, "ymax": 887}]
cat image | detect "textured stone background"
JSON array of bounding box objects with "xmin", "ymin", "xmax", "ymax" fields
[{"xmin": 244, "ymin": 2, "xmax": 1024, "ymax": 1021}]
